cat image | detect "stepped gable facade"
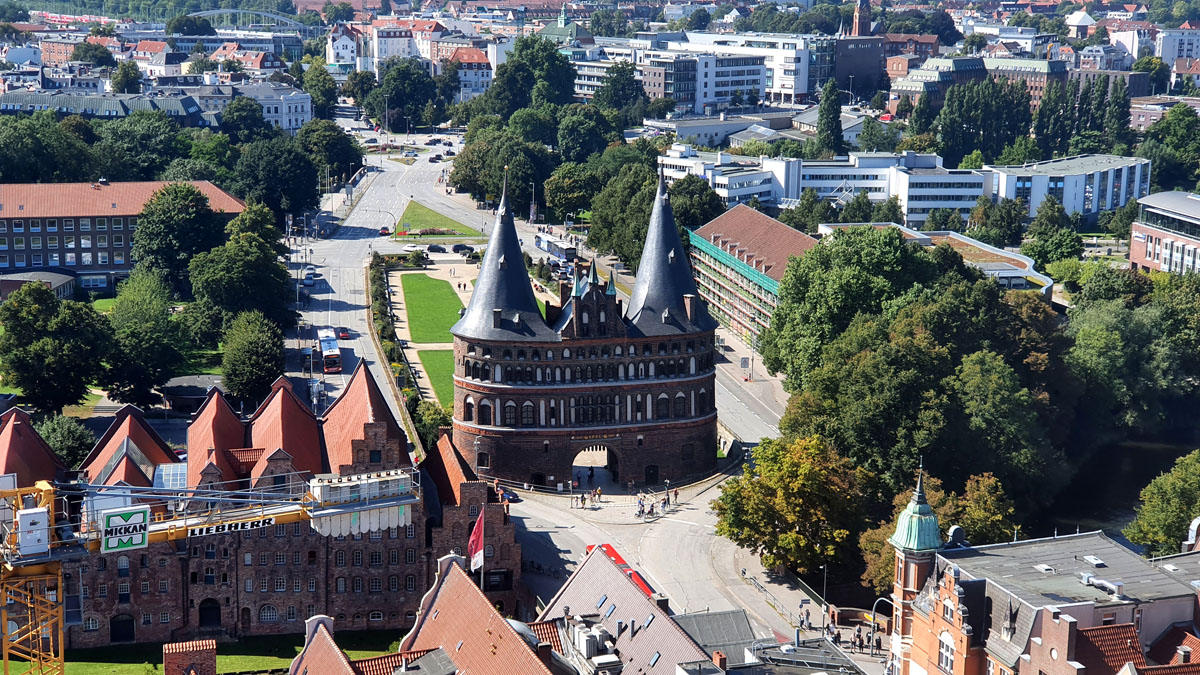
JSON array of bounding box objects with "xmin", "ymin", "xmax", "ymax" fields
[
  {"xmin": 449, "ymin": 175, "xmax": 719, "ymax": 488},
  {"xmin": 39, "ymin": 364, "xmax": 518, "ymax": 650}
]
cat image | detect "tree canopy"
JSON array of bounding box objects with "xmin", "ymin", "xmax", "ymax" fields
[
  {"xmin": 221, "ymin": 311, "xmax": 285, "ymax": 405},
  {"xmin": 1125, "ymin": 449, "xmax": 1200, "ymax": 556},
  {"xmin": 131, "ymin": 183, "xmax": 224, "ymax": 294}
]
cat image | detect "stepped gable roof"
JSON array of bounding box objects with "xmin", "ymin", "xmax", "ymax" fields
[
  {"xmin": 1076, "ymin": 624, "xmax": 1147, "ymax": 674},
  {"xmin": 105, "ymin": 455, "xmax": 153, "ymax": 487},
  {"xmin": 248, "ymin": 377, "xmax": 324, "ymax": 476},
  {"xmin": 187, "ymin": 388, "xmax": 246, "ymax": 487},
  {"xmin": 82, "ymin": 404, "xmax": 178, "ymax": 482},
  {"xmin": 321, "ymin": 362, "xmax": 408, "ymax": 472},
  {"xmin": 400, "ymin": 556, "xmax": 553, "ymax": 674},
  {"xmin": 624, "ymin": 173, "xmax": 718, "ymax": 337},
  {"xmin": 423, "ymin": 432, "xmax": 477, "ymax": 507},
  {"xmin": 450, "ymin": 176, "xmax": 557, "ymax": 342},
  {"xmin": 0, "ymin": 408, "xmax": 65, "ymax": 487}
]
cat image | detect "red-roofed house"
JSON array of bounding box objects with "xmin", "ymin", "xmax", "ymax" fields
[
  {"xmin": 0, "ymin": 408, "xmax": 65, "ymax": 487},
  {"xmin": 209, "ymin": 42, "xmax": 284, "ymax": 74},
  {"xmin": 447, "ymin": 46, "xmax": 492, "ymax": 101},
  {"xmin": 132, "ymin": 40, "xmax": 170, "ymax": 63},
  {"xmin": 1173, "ymin": 58, "xmax": 1200, "ymax": 89},
  {"xmin": 321, "ymin": 362, "xmax": 409, "ymax": 474},
  {"xmin": 81, "ymin": 404, "xmax": 178, "ymax": 486},
  {"xmin": 689, "ymin": 204, "xmax": 817, "ymax": 342},
  {"xmin": 883, "ymin": 33, "xmax": 940, "ymax": 59},
  {"xmin": 0, "ymin": 180, "xmax": 244, "ymax": 291}
]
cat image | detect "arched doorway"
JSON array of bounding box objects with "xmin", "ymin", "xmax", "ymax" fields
[
  {"xmin": 644, "ymin": 464, "xmax": 659, "ymax": 485},
  {"xmin": 572, "ymin": 445, "xmax": 619, "ymax": 491},
  {"xmin": 199, "ymin": 598, "xmax": 221, "ymax": 628},
  {"xmin": 240, "ymin": 607, "xmax": 251, "ymax": 633},
  {"xmin": 109, "ymin": 614, "xmax": 135, "ymax": 643}
]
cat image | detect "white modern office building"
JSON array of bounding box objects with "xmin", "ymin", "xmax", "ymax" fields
[
  {"xmin": 1156, "ymin": 28, "xmax": 1200, "ymax": 61},
  {"xmin": 984, "ymin": 154, "xmax": 1152, "ymax": 223},
  {"xmin": 658, "ymin": 144, "xmax": 990, "ymax": 227},
  {"xmin": 662, "ymin": 31, "xmax": 832, "ymax": 103}
]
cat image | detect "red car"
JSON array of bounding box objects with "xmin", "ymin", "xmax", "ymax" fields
[
  {"xmin": 379, "ymin": 227, "xmax": 390, "ymax": 236},
  {"xmin": 336, "ymin": 327, "xmax": 351, "ymax": 339}
]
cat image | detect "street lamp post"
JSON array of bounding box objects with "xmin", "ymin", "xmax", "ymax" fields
[
  {"xmin": 821, "ymin": 564, "xmax": 829, "ymax": 629},
  {"xmin": 848, "ymin": 74, "xmax": 855, "ymax": 104},
  {"xmin": 867, "ymin": 596, "xmax": 896, "ymax": 658}
]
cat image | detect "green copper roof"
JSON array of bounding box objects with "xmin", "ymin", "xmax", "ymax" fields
[{"xmin": 888, "ymin": 472, "xmax": 943, "ymax": 552}]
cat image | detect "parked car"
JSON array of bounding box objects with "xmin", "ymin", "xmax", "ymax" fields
[
  {"xmin": 443, "ymin": 140, "xmax": 452, "ymax": 147},
  {"xmin": 432, "ymin": 154, "xmax": 443, "ymax": 161},
  {"xmin": 303, "ymin": 265, "xmax": 317, "ymax": 277},
  {"xmin": 427, "ymin": 244, "xmax": 446, "ymax": 253},
  {"xmin": 459, "ymin": 246, "xmax": 475, "ymax": 256},
  {"xmin": 379, "ymin": 227, "xmax": 390, "ymax": 236},
  {"xmin": 429, "ymin": 157, "xmax": 439, "ymax": 163},
  {"xmin": 445, "ymin": 150, "xmax": 455, "ymax": 156},
  {"xmin": 364, "ymin": 137, "xmax": 377, "ymax": 144},
  {"xmin": 336, "ymin": 327, "xmax": 351, "ymax": 339},
  {"xmin": 402, "ymin": 244, "xmax": 425, "ymax": 254},
  {"xmin": 451, "ymin": 243, "xmax": 470, "ymax": 253},
  {"xmin": 499, "ymin": 488, "xmax": 521, "ymax": 503},
  {"xmin": 302, "ymin": 275, "xmax": 315, "ymax": 286}
]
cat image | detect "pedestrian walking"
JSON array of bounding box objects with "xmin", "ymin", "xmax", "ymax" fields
[
  {"xmin": 673, "ymin": 488, "xmax": 679, "ymax": 504},
  {"xmin": 597, "ymin": 487, "xmax": 602, "ymax": 502},
  {"xmin": 874, "ymin": 635, "xmax": 882, "ymax": 656},
  {"xmin": 805, "ymin": 608, "xmax": 811, "ymax": 629}
]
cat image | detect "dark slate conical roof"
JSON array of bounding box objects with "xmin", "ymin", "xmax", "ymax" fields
[
  {"xmin": 450, "ymin": 180, "xmax": 557, "ymax": 342},
  {"xmin": 624, "ymin": 174, "xmax": 717, "ymax": 336}
]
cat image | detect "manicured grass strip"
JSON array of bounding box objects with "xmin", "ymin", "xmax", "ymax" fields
[
  {"xmin": 400, "ymin": 273, "xmax": 463, "ymax": 344},
  {"xmin": 397, "ymin": 200, "xmax": 478, "ymax": 235},
  {"xmin": 92, "ymin": 298, "xmax": 116, "ymax": 313},
  {"xmin": 418, "ymin": 349, "xmax": 455, "ymax": 408},
  {"xmin": 36, "ymin": 629, "xmax": 401, "ymax": 675},
  {"xmin": 178, "ymin": 348, "xmax": 223, "ymax": 376}
]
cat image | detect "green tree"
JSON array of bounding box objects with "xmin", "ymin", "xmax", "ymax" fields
[
  {"xmin": 968, "ymin": 196, "xmax": 1026, "ymax": 247},
  {"xmin": 71, "ymin": 41, "xmax": 116, "ymax": 67},
  {"xmin": 1124, "ymin": 449, "xmax": 1200, "ymax": 556},
  {"xmin": 593, "ymin": 61, "xmax": 646, "ymax": 112},
  {"xmin": 816, "ymin": 78, "xmax": 845, "ymax": 155},
  {"xmin": 1021, "ymin": 227, "xmax": 1084, "ymax": 267},
  {"xmin": 778, "ymin": 189, "xmax": 836, "ymax": 233},
  {"xmin": 132, "ymin": 183, "xmax": 223, "ymax": 293},
  {"xmin": 93, "ymin": 110, "xmax": 188, "ymax": 180},
  {"xmin": 557, "ymin": 105, "xmax": 615, "ymax": 163},
  {"xmin": 544, "ymin": 162, "xmax": 599, "ymax": 218},
  {"xmin": 190, "ymin": 231, "xmax": 295, "ymax": 329},
  {"xmin": 509, "ymin": 36, "xmax": 576, "ymax": 106},
  {"xmin": 322, "ymin": 1, "xmax": 354, "ymax": 23},
  {"xmin": 958, "ymin": 149, "xmax": 984, "ymax": 169},
  {"xmin": 646, "ymin": 97, "xmax": 677, "ymax": 119},
  {"xmin": 221, "ymin": 311, "xmax": 285, "ymax": 405},
  {"xmin": 166, "ymin": 14, "xmax": 215, "ymax": 35},
  {"xmin": 365, "ymin": 57, "xmax": 436, "ymax": 132},
  {"xmin": 839, "ymin": 190, "xmax": 874, "ymax": 223},
  {"xmin": 908, "ymin": 93, "xmax": 935, "ymax": 136},
  {"xmin": 111, "ymin": 60, "xmax": 142, "ymax": 94},
  {"xmin": 1105, "ymin": 77, "xmax": 1132, "ymax": 148},
  {"xmin": 895, "ymin": 96, "xmax": 914, "ymax": 119},
  {"xmin": 714, "ymin": 435, "xmax": 869, "ymax": 573},
  {"xmin": 297, "ymin": 118, "xmax": 362, "ymax": 180},
  {"xmin": 233, "ymin": 136, "xmax": 319, "ymax": 222},
  {"xmin": 0, "ymin": 282, "xmax": 112, "ymax": 414},
  {"xmin": 996, "ymin": 135, "xmax": 1042, "ymax": 165},
  {"xmin": 188, "ymin": 57, "xmax": 218, "ymax": 74},
  {"xmin": 869, "ymin": 91, "xmax": 888, "ymax": 111},
  {"xmin": 225, "ymin": 202, "xmax": 286, "ymax": 255},
  {"xmin": 687, "ymin": 7, "xmax": 711, "ymax": 29},
  {"xmin": 103, "ymin": 269, "xmax": 182, "ymax": 407},
  {"xmin": 507, "ymin": 106, "xmax": 558, "ymax": 146},
  {"xmin": 963, "ymin": 33, "xmax": 987, "ymax": 53},
  {"xmin": 669, "ymin": 174, "xmax": 726, "ymax": 230},
  {"xmin": 925, "ymin": 207, "xmax": 961, "ymax": 231},
  {"xmin": 1134, "ymin": 55, "xmax": 1170, "ymax": 93},
  {"xmin": 221, "ymin": 96, "xmax": 273, "ymax": 144},
  {"xmin": 433, "ymin": 61, "xmax": 460, "ymax": 106},
  {"xmin": 857, "ymin": 117, "xmax": 900, "ymax": 152},
  {"xmin": 589, "ymin": 9, "xmax": 629, "ymax": 36},
  {"xmin": 414, "ymin": 400, "xmax": 452, "ymax": 449},
  {"xmin": 586, "ymin": 163, "xmax": 657, "ymax": 268},
  {"xmin": 303, "ymin": 64, "xmax": 338, "ymax": 119},
  {"xmin": 34, "ymin": 415, "xmax": 95, "ymax": 470},
  {"xmin": 871, "ymin": 195, "xmax": 905, "ymax": 224},
  {"xmin": 340, "ymin": 69, "xmax": 377, "ymax": 105}
]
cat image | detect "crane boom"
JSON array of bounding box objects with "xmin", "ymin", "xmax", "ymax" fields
[{"xmin": 0, "ymin": 468, "xmax": 421, "ymax": 675}]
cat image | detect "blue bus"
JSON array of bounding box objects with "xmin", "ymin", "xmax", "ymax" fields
[{"xmin": 534, "ymin": 233, "xmax": 577, "ymax": 261}]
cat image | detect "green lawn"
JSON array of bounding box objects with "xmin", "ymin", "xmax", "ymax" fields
[
  {"xmin": 418, "ymin": 349, "xmax": 455, "ymax": 408},
  {"xmin": 178, "ymin": 348, "xmax": 223, "ymax": 376},
  {"xmin": 396, "ymin": 201, "xmax": 478, "ymax": 235},
  {"xmin": 400, "ymin": 273, "xmax": 463, "ymax": 344},
  {"xmin": 39, "ymin": 629, "xmax": 401, "ymax": 675},
  {"xmin": 63, "ymin": 391, "xmax": 100, "ymax": 418},
  {"xmin": 92, "ymin": 298, "xmax": 116, "ymax": 313}
]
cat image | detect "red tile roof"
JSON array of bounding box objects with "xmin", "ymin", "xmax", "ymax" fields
[
  {"xmin": 292, "ymin": 622, "xmax": 357, "ymax": 675},
  {"xmin": 82, "ymin": 405, "xmax": 178, "ymax": 484},
  {"xmin": 1142, "ymin": 665, "xmax": 1200, "ymax": 675},
  {"xmin": 321, "ymin": 363, "xmax": 408, "ymax": 473},
  {"xmin": 401, "ymin": 558, "xmax": 553, "ymax": 674},
  {"xmin": 528, "ymin": 621, "xmax": 563, "ymax": 653},
  {"xmin": 1077, "ymin": 624, "xmax": 1148, "ymax": 675},
  {"xmin": 187, "ymin": 389, "xmax": 245, "ymax": 487},
  {"xmin": 1175, "ymin": 58, "xmax": 1200, "ymax": 75},
  {"xmin": 0, "ymin": 408, "xmax": 65, "ymax": 487},
  {"xmin": 692, "ymin": 204, "xmax": 818, "ymax": 281},
  {"xmin": 248, "ymin": 378, "xmax": 323, "ymax": 476},
  {"xmin": 106, "ymin": 455, "xmax": 153, "ymax": 487},
  {"xmin": 422, "ymin": 432, "xmax": 478, "ymax": 506},
  {"xmin": 133, "ymin": 40, "xmax": 169, "ymax": 55},
  {"xmin": 448, "ymin": 46, "xmax": 490, "ymax": 65},
  {"xmin": 1171, "ymin": 634, "xmax": 1200, "ymax": 664},
  {"xmin": 1149, "ymin": 626, "xmax": 1200, "ymax": 665},
  {"xmin": 0, "ymin": 181, "xmax": 244, "ymax": 220},
  {"xmin": 350, "ymin": 650, "xmax": 438, "ymax": 675}
]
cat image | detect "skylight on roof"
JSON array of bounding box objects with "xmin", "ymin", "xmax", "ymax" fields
[
  {"xmin": 605, "ymin": 604, "xmax": 616, "ymax": 618},
  {"xmin": 650, "ymin": 652, "xmax": 661, "ymax": 666},
  {"xmin": 644, "ymin": 615, "xmax": 654, "ymax": 629},
  {"xmin": 596, "ymin": 595, "xmax": 607, "ymax": 609}
]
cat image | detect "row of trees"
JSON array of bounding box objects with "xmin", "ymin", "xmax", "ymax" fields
[
  {"xmin": 727, "ymin": 226, "xmax": 1200, "ymax": 580},
  {"xmin": 0, "ymin": 105, "xmax": 361, "ymax": 219}
]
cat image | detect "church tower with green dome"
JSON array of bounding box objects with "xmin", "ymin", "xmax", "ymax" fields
[{"xmin": 888, "ymin": 470, "xmax": 943, "ymax": 675}]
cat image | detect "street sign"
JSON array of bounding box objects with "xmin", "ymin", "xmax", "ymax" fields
[
  {"xmin": 740, "ymin": 357, "xmax": 750, "ymax": 369},
  {"xmin": 100, "ymin": 506, "xmax": 151, "ymax": 553}
]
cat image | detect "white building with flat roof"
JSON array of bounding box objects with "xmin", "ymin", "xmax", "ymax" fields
[
  {"xmin": 1156, "ymin": 28, "xmax": 1200, "ymax": 61},
  {"xmin": 659, "ymin": 143, "xmax": 991, "ymax": 227},
  {"xmin": 984, "ymin": 154, "xmax": 1151, "ymax": 223},
  {"xmin": 661, "ymin": 31, "xmax": 832, "ymax": 104}
]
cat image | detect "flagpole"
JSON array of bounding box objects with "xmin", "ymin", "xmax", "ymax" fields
[{"xmin": 479, "ymin": 503, "xmax": 485, "ymax": 590}]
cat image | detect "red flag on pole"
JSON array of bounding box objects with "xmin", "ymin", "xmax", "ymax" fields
[{"xmin": 467, "ymin": 506, "xmax": 485, "ymax": 572}]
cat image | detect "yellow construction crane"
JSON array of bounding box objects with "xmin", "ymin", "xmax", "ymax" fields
[{"xmin": 0, "ymin": 468, "xmax": 421, "ymax": 675}]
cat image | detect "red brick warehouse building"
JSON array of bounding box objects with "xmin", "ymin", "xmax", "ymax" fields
[{"xmin": 449, "ymin": 176, "xmax": 720, "ymax": 489}]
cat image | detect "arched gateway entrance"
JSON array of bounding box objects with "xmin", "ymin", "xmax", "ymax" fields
[{"xmin": 570, "ymin": 444, "xmax": 619, "ymax": 491}]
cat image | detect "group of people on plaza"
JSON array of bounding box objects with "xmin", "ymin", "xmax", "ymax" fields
[{"xmin": 819, "ymin": 616, "xmax": 884, "ymax": 658}]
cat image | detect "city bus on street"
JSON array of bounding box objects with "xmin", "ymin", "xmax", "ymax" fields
[
  {"xmin": 534, "ymin": 233, "xmax": 577, "ymax": 261},
  {"xmin": 317, "ymin": 328, "xmax": 341, "ymax": 374}
]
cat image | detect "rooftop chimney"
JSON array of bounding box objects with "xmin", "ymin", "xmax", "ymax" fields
[
  {"xmin": 652, "ymin": 593, "xmax": 670, "ymax": 613},
  {"xmin": 537, "ymin": 641, "xmax": 553, "ymax": 667},
  {"xmin": 1180, "ymin": 647, "xmax": 1193, "ymax": 664},
  {"xmin": 714, "ymin": 651, "xmax": 728, "ymax": 670}
]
